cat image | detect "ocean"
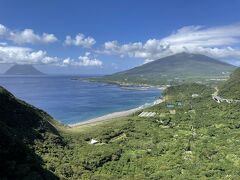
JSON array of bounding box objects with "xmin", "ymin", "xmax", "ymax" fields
[{"xmin": 0, "ymin": 75, "xmax": 160, "ymax": 124}]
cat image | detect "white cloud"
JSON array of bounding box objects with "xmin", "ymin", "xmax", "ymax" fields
[
  {"xmin": 0, "ymin": 24, "xmax": 7, "ymax": 36},
  {"xmin": 0, "ymin": 45, "xmax": 59, "ymax": 64},
  {"xmin": 101, "ymin": 24, "xmax": 240, "ymax": 62},
  {"xmin": 0, "ymin": 44, "xmax": 102, "ymax": 67},
  {"xmin": 0, "ymin": 23, "xmax": 58, "ymax": 44},
  {"xmin": 9, "ymin": 29, "xmax": 58, "ymax": 44},
  {"xmin": 62, "ymin": 52, "xmax": 102, "ymax": 67},
  {"xmin": 78, "ymin": 53, "xmax": 102, "ymax": 66},
  {"xmin": 0, "ymin": 43, "xmax": 103, "ymax": 68},
  {"xmin": 64, "ymin": 33, "xmax": 96, "ymax": 48},
  {"xmin": 104, "ymin": 41, "xmax": 118, "ymax": 50}
]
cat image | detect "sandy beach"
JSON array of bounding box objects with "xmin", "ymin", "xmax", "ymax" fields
[
  {"xmin": 68, "ymin": 106, "xmax": 143, "ymax": 127},
  {"xmin": 69, "ymin": 98, "xmax": 164, "ymax": 127}
]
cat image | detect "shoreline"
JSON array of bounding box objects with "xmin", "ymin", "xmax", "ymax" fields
[
  {"xmin": 80, "ymin": 77, "xmax": 168, "ymax": 91},
  {"xmin": 69, "ymin": 98, "xmax": 164, "ymax": 127},
  {"xmin": 68, "ymin": 106, "xmax": 143, "ymax": 127}
]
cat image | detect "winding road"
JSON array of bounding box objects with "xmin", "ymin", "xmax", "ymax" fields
[{"xmin": 212, "ymin": 87, "xmax": 240, "ymax": 103}]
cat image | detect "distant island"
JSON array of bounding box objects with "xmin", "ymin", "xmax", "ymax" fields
[{"xmin": 4, "ymin": 64, "xmax": 45, "ymax": 75}]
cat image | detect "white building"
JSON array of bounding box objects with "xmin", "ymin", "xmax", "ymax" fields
[
  {"xmin": 192, "ymin": 94, "xmax": 199, "ymax": 98},
  {"xmin": 90, "ymin": 139, "xmax": 98, "ymax": 144}
]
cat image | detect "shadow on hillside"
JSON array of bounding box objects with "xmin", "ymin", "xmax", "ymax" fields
[
  {"xmin": 0, "ymin": 123, "xmax": 59, "ymax": 179},
  {"xmin": 0, "ymin": 86, "xmax": 61, "ymax": 179}
]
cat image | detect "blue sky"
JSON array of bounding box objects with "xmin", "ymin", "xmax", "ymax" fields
[{"xmin": 0, "ymin": 0, "xmax": 240, "ymax": 74}]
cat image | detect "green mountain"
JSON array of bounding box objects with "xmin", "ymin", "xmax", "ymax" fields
[
  {"xmin": 92, "ymin": 53, "xmax": 236, "ymax": 85},
  {"xmin": 218, "ymin": 67, "xmax": 240, "ymax": 99},
  {"xmin": 0, "ymin": 86, "xmax": 63, "ymax": 179},
  {"xmin": 4, "ymin": 64, "xmax": 44, "ymax": 75}
]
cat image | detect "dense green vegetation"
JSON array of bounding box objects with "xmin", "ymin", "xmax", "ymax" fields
[
  {"xmin": 219, "ymin": 67, "xmax": 240, "ymax": 99},
  {"xmin": 38, "ymin": 83, "xmax": 240, "ymax": 179},
  {"xmin": 0, "ymin": 86, "xmax": 63, "ymax": 179},
  {"xmin": 89, "ymin": 53, "xmax": 235, "ymax": 86},
  {"xmin": 2, "ymin": 68, "xmax": 240, "ymax": 179}
]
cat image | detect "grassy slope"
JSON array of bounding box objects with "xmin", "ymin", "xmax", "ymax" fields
[{"xmin": 218, "ymin": 67, "xmax": 240, "ymax": 99}]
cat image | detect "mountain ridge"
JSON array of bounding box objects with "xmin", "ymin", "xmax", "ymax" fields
[{"xmin": 92, "ymin": 52, "xmax": 236, "ymax": 85}]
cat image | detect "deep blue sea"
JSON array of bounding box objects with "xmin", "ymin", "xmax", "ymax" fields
[{"xmin": 0, "ymin": 75, "xmax": 160, "ymax": 124}]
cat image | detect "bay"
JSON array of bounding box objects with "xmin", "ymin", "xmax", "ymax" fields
[{"xmin": 0, "ymin": 75, "xmax": 160, "ymax": 124}]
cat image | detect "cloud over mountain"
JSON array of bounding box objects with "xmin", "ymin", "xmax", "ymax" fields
[
  {"xmin": 0, "ymin": 44, "xmax": 102, "ymax": 67},
  {"xmin": 0, "ymin": 45, "xmax": 59, "ymax": 64},
  {"xmin": 1, "ymin": 22, "xmax": 240, "ymax": 68},
  {"xmin": 101, "ymin": 24, "xmax": 240, "ymax": 62}
]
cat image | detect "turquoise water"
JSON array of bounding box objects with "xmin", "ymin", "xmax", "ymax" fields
[{"xmin": 0, "ymin": 76, "xmax": 160, "ymax": 124}]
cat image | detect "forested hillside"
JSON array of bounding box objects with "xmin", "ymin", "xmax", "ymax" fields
[
  {"xmin": 0, "ymin": 86, "xmax": 63, "ymax": 179},
  {"xmin": 219, "ymin": 67, "xmax": 240, "ymax": 99}
]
